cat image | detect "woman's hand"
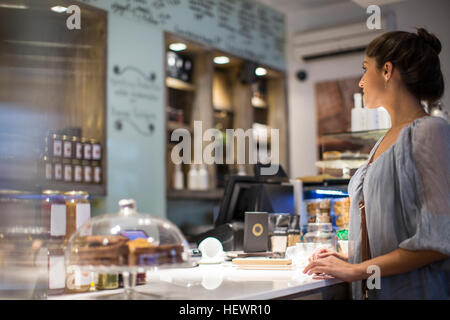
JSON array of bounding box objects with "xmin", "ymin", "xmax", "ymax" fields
[
  {"xmin": 303, "ymin": 255, "xmax": 363, "ymax": 282},
  {"xmin": 308, "ymin": 247, "xmax": 348, "ymax": 263}
]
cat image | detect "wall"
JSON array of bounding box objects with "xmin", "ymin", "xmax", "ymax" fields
[
  {"xmin": 78, "ymin": 0, "xmax": 286, "ymax": 217},
  {"xmin": 286, "ymin": 0, "xmax": 450, "ymax": 179}
]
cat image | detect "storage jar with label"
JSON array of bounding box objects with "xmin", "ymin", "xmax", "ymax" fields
[
  {"xmin": 92, "ymin": 161, "xmax": 102, "ymax": 184},
  {"xmin": 82, "ymin": 160, "xmax": 92, "ymax": 183},
  {"xmin": 63, "ymin": 159, "xmax": 73, "ymax": 182},
  {"xmin": 91, "ymin": 139, "xmax": 102, "ymax": 161},
  {"xmin": 63, "ymin": 135, "xmax": 72, "ymax": 159},
  {"xmin": 41, "ymin": 155, "xmax": 53, "ymax": 181},
  {"xmin": 41, "ymin": 190, "xmax": 66, "ymax": 240},
  {"xmin": 64, "ymin": 191, "xmax": 90, "ymax": 241},
  {"xmin": 83, "ymin": 138, "xmax": 92, "ymax": 160},
  {"xmin": 53, "ymin": 158, "xmax": 63, "ymax": 181},
  {"xmin": 73, "ymin": 160, "xmax": 83, "ymax": 183},
  {"xmin": 75, "ymin": 137, "xmax": 83, "ymax": 160},
  {"xmin": 47, "ymin": 245, "xmax": 66, "ymax": 295},
  {"xmin": 50, "ymin": 134, "xmax": 63, "ymax": 158}
]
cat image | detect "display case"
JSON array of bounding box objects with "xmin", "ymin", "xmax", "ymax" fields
[
  {"xmin": 66, "ymin": 198, "xmax": 193, "ymax": 298},
  {"xmin": 316, "ymin": 129, "xmax": 388, "ymax": 178}
]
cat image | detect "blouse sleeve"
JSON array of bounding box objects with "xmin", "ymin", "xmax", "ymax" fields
[{"xmin": 398, "ymin": 117, "xmax": 450, "ymax": 255}]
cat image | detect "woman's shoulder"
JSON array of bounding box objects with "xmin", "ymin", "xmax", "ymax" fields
[{"xmin": 412, "ymin": 115, "xmax": 449, "ymax": 133}]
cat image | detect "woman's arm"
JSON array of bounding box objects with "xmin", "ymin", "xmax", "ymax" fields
[{"xmin": 303, "ymin": 248, "xmax": 447, "ymax": 282}]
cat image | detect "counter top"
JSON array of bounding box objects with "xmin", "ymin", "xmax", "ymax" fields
[{"xmin": 50, "ymin": 263, "xmax": 345, "ymax": 300}]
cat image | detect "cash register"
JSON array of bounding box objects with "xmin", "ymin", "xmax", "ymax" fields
[{"xmin": 190, "ymin": 164, "xmax": 297, "ymax": 251}]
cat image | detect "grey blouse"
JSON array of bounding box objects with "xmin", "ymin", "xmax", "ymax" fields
[{"xmin": 348, "ymin": 115, "xmax": 450, "ymax": 300}]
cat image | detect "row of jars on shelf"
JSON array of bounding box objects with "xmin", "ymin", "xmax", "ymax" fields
[
  {"xmin": 46, "ymin": 133, "xmax": 102, "ymax": 161},
  {"xmin": 41, "ymin": 157, "xmax": 102, "ymax": 184}
]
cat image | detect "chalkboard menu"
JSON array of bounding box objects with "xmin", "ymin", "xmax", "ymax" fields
[{"xmin": 81, "ymin": 0, "xmax": 285, "ymax": 70}]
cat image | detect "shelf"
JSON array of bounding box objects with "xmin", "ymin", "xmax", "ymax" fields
[
  {"xmin": 167, "ymin": 188, "xmax": 224, "ymax": 201},
  {"xmin": 166, "ymin": 77, "xmax": 196, "ymax": 91},
  {"xmin": 0, "ymin": 178, "xmax": 106, "ymax": 197},
  {"xmin": 321, "ymin": 129, "xmax": 388, "ymax": 140}
]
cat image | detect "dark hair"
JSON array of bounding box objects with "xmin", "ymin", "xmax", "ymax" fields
[{"xmin": 366, "ymin": 27, "xmax": 444, "ymax": 105}]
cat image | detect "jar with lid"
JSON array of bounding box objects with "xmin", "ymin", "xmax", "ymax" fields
[
  {"xmin": 53, "ymin": 158, "xmax": 63, "ymax": 181},
  {"xmin": 49, "ymin": 133, "xmax": 63, "ymax": 158},
  {"xmin": 64, "ymin": 191, "xmax": 90, "ymax": 241},
  {"xmin": 97, "ymin": 273, "xmax": 119, "ymax": 290},
  {"xmin": 270, "ymin": 228, "xmax": 288, "ymax": 254},
  {"xmin": 74, "ymin": 137, "xmax": 83, "ymax": 160},
  {"xmin": 41, "ymin": 190, "xmax": 66, "ymax": 240},
  {"xmin": 62, "ymin": 135, "xmax": 72, "ymax": 159},
  {"xmin": 82, "ymin": 138, "xmax": 92, "ymax": 160},
  {"xmin": 41, "ymin": 155, "xmax": 53, "ymax": 181},
  {"xmin": 82, "ymin": 160, "xmax": 92, "ymax": 183},
  {"xmin": 92, "ymin": 161, "xmax": 102, "ymax": 184},
  {"xmin": 303, "ymin": 223, "xmax": 335, "ymax": 248},
  {"xmin": 72, "ymin": 160, "xmax": 83, "ymax": 183},
  {"xmin": 63, "ymin": 159, "xmax": 73, "ymax": 182},
  {"xmin": 65, "ymin": 266, "xmax": 92, "ymax": 294},
  {"xmin": 47, "ymin": 244, "xmax": 66, "ymax": 295},
  {"xmin": 91, "ymin": 139, "xmax": 102, "ymax": 161}
]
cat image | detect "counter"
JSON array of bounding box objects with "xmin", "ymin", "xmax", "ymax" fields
[{"xmin": 49, "ymin": 263, "xmax": 348, "ymax": 300}]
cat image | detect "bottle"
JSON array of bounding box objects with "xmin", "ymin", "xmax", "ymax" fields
[
  {"xmin": 377, "ymin": 107, "xmax": 391, "ymax": 129},
  {"xmin": 351, "ymin": 93, "xmax": 366, "ymax": 132},
  {"xmin": 187, "ymin": 164, "xmax": 198, "ymax": 190},
  {"xmin": 366, "ymin": 108, "xmax": 379, "ymax": 130},
  {"xmin": 198, "ymin": 164, "xmax": 209, "ymax": 190},
  {"xmin": 173, "ymin": 163, "xmax": 184, "ymax": 190}
]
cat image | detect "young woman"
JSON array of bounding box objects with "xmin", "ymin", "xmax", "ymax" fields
[{"xmin": 303, "ymin": 28, "xmax": 449, "ymax": 299}]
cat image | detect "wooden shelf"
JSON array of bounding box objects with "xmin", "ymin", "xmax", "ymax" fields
[
  {"xmin": 166, "ymin": 77, "xmax": 196, "ymax": 91},
  {"xmin": 167, "ymin": 188, "xmax": 224, "ymax": 201}
]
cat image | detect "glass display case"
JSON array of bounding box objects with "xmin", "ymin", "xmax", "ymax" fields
[
  {"xmin": 66, "ymin": 199, "xmax": 193, "ymax": 299},
  {"xmin": 316, "ymin": 129, "xmax": 388, "ymax": 178}
]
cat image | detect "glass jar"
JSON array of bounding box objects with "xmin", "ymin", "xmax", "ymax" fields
[
  {"xmin": 91, "ymin": 139, "xmax": 102, "ymax": 161},
  {"xmin": 92, "ymin": 161, "xmax": 102, "ymax": 184},
  {"xmin": 82, "ymin": 161, "xmax": 92, "ymax": 183},
  {"xmin": 50, "ymin": 134, "xmax": 63, "ymax": 158},
  {"xmin": 303, "ymin": 223, "xmax": 335, "ymax": 248},
  {"xmin": 41, "ymin": 155, "xmax": 53, "ymax": 181},
  {"xmin": 74, "ymin": 137, "xmax": 84, "ymax": 160},
  {"xmin": 41, "ymin": 190, "xmax": 66, "ymax": 240},
  {"xmin": 63, "ymin": 159, "xmax": 73, "ymax": 182},
  {"xmin": 64, "ymin": 191, "xmax": 90, "ymax": 242},
  {"xmin": 47, "ymin": 245, "xmax": 65, "ymax": 295},
  {"xmin": 97, "ymin": 273, "xmax": 119, "ymax": 290},
  {"xmin": 53, "ymin": 159, "xmax": 63, "ymax": 181},
  {"xmin": 73, "ymin": 160, "xmax": 83, "ymax": 183},
  {"xmin": 65, "ymin": 265, "xmax": 92, "ymax": 294},
  {"xmin": 270, "ymin": 228, "xmax": 287, "ymax": 253},
  {"xmin": 83, "ymin": 138, "xmax": 92, "ymax": 160},
  {"xmin": 63, "ymin": 135, "xmax": 72, "ymax": 159}
]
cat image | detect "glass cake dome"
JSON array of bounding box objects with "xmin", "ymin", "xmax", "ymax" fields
[{"xmin": 66, "ymin": 198, "xmax": 192, "ymax": 273}]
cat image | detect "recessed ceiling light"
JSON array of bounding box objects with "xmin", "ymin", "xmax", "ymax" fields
[
  {"xmin": 214, "ymin": 56, "xmax": 230, "ymax": 65},
  {"xmin": 51, "ymin": 5, "xmax": 67, "ymax": 13},
  {"xmin": 255, "ymin": 67, "xmax": 267, "ymax": 76},
  {"xmin": 169, "ymin": 43, "xmax": 187, "ymax": 51}
]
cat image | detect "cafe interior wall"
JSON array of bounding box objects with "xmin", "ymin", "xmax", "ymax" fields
[
  {"xmin": 285, "ymin": 0, "xmax": 450, "ymax": 179},
  {"xmin": 79, "ymin": 0, "xmax": 287, "ymax": 219}
]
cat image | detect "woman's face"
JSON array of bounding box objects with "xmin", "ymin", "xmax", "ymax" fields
[{"xmin": 359, "ymin": 56, "xmax": 386, "ymax": 109}]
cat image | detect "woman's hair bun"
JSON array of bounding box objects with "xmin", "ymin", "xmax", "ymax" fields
[{"xmin": 417, "ymin": 27, "xmax": 442, "ymax": 54}]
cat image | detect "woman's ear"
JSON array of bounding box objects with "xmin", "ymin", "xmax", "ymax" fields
[{"xmin": 383, "ymin": 62, "xmax": 393, "ymax": 81}]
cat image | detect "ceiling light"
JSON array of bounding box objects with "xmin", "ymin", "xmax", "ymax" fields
[
  {"xmin": 169, "ymin": 43, "xmax": 187, "ymax": 51},
  {"xmin": 51, "ymin": 5, "xmax": 67, "ymax": 13},
  {"xmin": 255, "ymin": 67, "xmax": 267, "ymax": 76},
  {"xmin": 214, "ymin": 56, "xmax": 230, "ymax": 65},
  {"xmin": 0, "ymin": 4, "xmax": 28, "ymax": 9}
]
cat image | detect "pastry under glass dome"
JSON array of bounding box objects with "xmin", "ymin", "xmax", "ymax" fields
[{"xmin": 65, "ymin": 199, "xmax": 193, "ymax": 298}]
